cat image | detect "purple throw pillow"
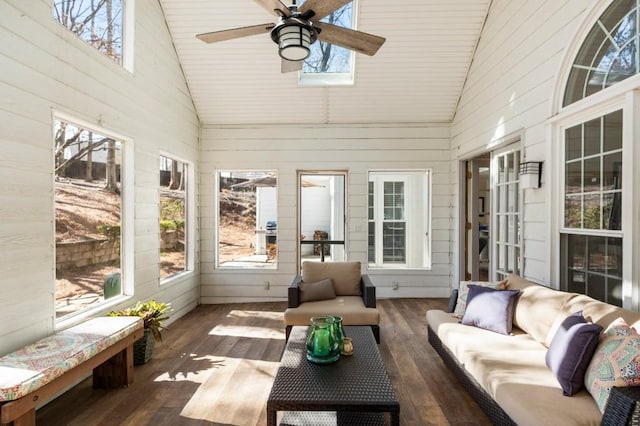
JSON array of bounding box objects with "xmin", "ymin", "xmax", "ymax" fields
[
  {"xmin": 545, "ymin": 311, "xmax": 603, "ymax": 396},
  {"xmin": 461, "ymin": 285, "xmax": 520, "ymax": 335}
]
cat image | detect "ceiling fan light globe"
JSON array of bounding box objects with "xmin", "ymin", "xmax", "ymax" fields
[
  {"xmin": 280, "ymin": 45, "xmax": 309, "ymax": 61},
  {"xmin": 274, "ymin": 23, "xmax": 312, "ymax": 61}
]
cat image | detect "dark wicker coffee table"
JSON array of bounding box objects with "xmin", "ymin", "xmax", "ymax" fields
[{"xmin": 267, "ymin": 326, "xmax": 400, "ymax": 426}]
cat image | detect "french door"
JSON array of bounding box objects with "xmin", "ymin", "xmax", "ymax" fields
[{"xmin": 491, "ymin": 145, "xmax": 522, "ymax": 281}]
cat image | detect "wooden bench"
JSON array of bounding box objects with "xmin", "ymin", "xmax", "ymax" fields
[{"xmin": 0, "ymin": 316, "xmax": 143, "ymax": 426}]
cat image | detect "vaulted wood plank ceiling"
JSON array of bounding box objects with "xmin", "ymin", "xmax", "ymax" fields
[{"xmin": 159, "ymin": 0, "xmax": 491, "ymax": 126}]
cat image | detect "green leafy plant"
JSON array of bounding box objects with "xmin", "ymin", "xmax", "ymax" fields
[
  {"xmin": 109, "ymin": 300, "xmax": 172, "ymax": 342},
  {"xmin": 98, "ymin": 223, "xmax": 121, "ymax": 239}
]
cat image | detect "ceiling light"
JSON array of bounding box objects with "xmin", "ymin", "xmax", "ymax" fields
[{"xmin": 271, "ymin": 18, "xmax": 317, "ymax": 61}]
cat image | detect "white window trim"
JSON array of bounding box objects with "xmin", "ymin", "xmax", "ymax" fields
[{"xmin": 122, "ymin": 0, "xmax": 135, "ymax": 72}]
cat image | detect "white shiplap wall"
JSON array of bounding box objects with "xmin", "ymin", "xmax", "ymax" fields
[
  {"xmin": 200, "ymin": 124, "xmax": 453, "ymax": 302},
  {"xmin": 449, "ymin": 0, "xmax": 595, "ymax": 285},
  {"xmin": 0, "ymin": 0, "xmax": 200, "ymax": 354}
]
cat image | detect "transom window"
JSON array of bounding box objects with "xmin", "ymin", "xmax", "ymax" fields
[
  {"xmin": 368, "ymin": 171, "xmax": 431, "ymax": 269},
  {"xmin": 299, "ymin": 0, "xmax": 355, "ymax": 86},
  {"xmin": 564, "ymin": 0, "xmax": 640, "ymax": 105}
]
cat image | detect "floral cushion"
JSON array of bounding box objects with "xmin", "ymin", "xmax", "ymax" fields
[
  {"xmin": 585, "ymin": 318, "xmax": 640, "ymax": 413},
  {"xmin": 453, "ymin": 280, "xmax": 507, "ymax": 318},
  {"xmin": 0, "ymin": 316, "xmax": 142, "ymax": 402}
]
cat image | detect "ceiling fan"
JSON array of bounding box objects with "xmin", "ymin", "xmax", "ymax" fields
[{"xmin": 196, "ymin": 0, "xmax": 386, "ymax": 73}]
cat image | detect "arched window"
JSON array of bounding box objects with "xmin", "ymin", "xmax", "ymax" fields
[
  {"xmin": 556, "ymin": 0, "xmax": 639, "ymax": 307},
  {"xmin": 564, "ymin": 0, "xmax": 640, "ymax": 106}
]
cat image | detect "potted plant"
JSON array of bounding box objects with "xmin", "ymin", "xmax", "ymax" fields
[{"xmin": 109, "ymin": 300, "xmax": 171, "ymax": 365}]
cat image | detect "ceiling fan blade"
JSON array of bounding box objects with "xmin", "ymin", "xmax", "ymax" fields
[
  {"xmin": 281, "ymin": 59, "xmax": 303, "ymax": 73},
  {"xmin": 253, "ymin": 0, "xmax": 290, "ymax": 17},
  {"xmin": 315, "ymin": 22, "xmax": 385, "ymax": 56},
  {"xmin": 298, "ymin": 0, "xmax": 352, "ymax": 21},
  {"xmin": 196, "ymin": 24, "xmax": 274, "ymax": 44}
]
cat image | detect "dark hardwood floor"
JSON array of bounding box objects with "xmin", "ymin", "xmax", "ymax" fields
[{"xmin": 36, "ymin": 299, "xmax": 490, "ymax": 425}]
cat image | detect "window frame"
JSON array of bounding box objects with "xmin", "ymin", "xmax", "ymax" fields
[
  {"xmin": 367, "ymin": 170, "xmax": 432, "ymax": 270},
  {"xmin": 53, "ymin": 111, "xmax": 134, "ymax": 328}
]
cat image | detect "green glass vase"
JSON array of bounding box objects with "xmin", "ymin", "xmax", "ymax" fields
[
  {"xmin": 332, "ymin": 315, "xmax": 345, "ymax": 350},
  {"xmin": 306, "ymin": 316, "xmax": 340, "ymax": 364}
]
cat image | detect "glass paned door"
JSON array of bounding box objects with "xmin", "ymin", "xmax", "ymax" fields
[
  {"xmin": 491, "ymin": 147, "xmax": 521, "ymax": 280},
  {"xmin": 298, "ymin": 172, "xmax": 346, "ymax": 268}
]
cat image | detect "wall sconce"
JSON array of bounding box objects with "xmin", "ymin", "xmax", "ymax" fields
[{"xmin": 519, "ymin": 161, "xmax": 543, "ymax": 189}]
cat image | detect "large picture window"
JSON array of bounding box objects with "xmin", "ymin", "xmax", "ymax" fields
[
  {"xmin": 54, "ymin": 118, "xmax": 124, "ymax": 319},
  {"xmin": 216, "ymin": 171, "xmax": 278, "ymax": 269},
  {"xmin": 368, "ymin": 171, "xmax": 431, "ymax": 269}
]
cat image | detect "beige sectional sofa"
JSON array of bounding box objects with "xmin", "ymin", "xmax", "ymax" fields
[{"xmin": 427, "ymin": 274, "xmax": 640, "ymax": 425}]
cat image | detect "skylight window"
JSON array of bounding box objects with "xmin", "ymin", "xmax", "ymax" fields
[{"xmin": 299, "ymin": 0, "xmax": 356, "ymax": 86}]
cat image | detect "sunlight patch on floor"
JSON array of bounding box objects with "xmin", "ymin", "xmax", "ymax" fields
[
  {"xmin": 209, "ymin": 324, "xmax": 285, "ymax": 339},
  {"xmin": 179, "ymin": 358, "xmax": 279, "ymax": 423},
  {"xmin": 227, "ymin": 309, "xmax": 283, "ymax": 321}
]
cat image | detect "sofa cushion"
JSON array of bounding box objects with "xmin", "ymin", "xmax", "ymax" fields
[
  {"xmin": 505, "ymin": 274, "xmax": 573, "ymax": 345},
  {"xmin": 560, "ymin": 293, "xmax": 640, "ymax": 332},
  {"xmin": 299, "ymin": 278, "xmax": 336, "ymax": 303},
  {"xmin": 545, "ymin": 311, "xmax": 603, "ymax": 396},
  {"xmin": 453, "ymin": 280, "xmax": 507, "ymax": 318},
  {"xmin": 585, "ymin": 318, "xmax": 640, "ymax": 413},
  {"xmin": 461, "ymin": 285, "xmax": 520, "ymax": 335},
  {"xmin": 284, "ymin": 296, "xmax": 379, "ymax": 326},
  {"xmin": 302, "ymin": 261, "xmax": 361, "ymax": 296}
]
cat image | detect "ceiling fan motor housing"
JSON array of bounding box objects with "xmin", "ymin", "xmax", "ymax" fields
[{"xmin": 271, "ymin": 15, "xmax": 318, "ymax": 61}]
